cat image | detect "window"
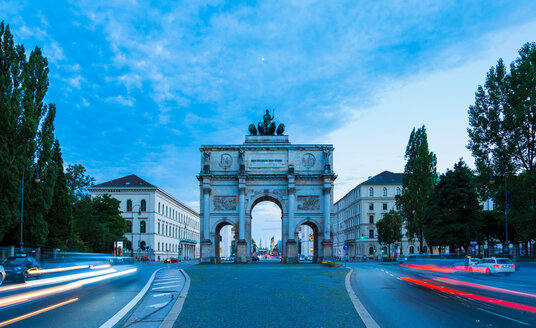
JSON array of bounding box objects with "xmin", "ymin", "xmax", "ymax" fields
[
  {"xmin": 423, "ymin": 246, "xmax": 428, "ymax": 254},
  {"xmin": 127, "ymin": 221, "xmax": 132, "ymax": 233},
  {"xmin": 383, "ymin": 187, "xmax": 387, "ymax": 197},
  {"xmin": 396, "ymin": 187, "xmax": 401, "ymax": 195},
  {"xmin": 158, "ymin": 242, "xmax": 160, "ymax": 251},
  {"xmin": 158, "ymin": 222, "xmax": 160, "ymax": 234},
  {"xmin": 369, "ymin": 188, "xmax": 374, "ymax": 197},
  {"xmin": 409, "ymin": 246, "xmax": 415, "ymax": 254},
  {"xmin": 158, "ymin": 202, "xmax": 161, "ymax": 213},
  {"xmin": 140, "ymin": 221, "xmax": 146, "ymax": 233},
  {"xmin": 166, "ymin": 207, "xmax": 168, "ymax": 217},
  {"xmin": 369, "ymin": 229, "xmax": 374, "ymax": 238},
  {"xmin": 369, "ymin": 203, "xmax": 374, "ymax": 211},
  {"xmin": 396, "ymin": 204, "xmax": 401, "ymax": 210},
  {"xmin": 382, "ymin": 203, "xmax": 387, "ymax": 211},
  {"xmin": 127, "ymin": 199, "xmax": 133, "ymax": 211},
  {"xmin": 369, "ymin": 215, "xmax": 374, "ymax": 224},
  {"xmin": 369, "ymin": 247, "xmax": 374, "ymax": 255},
  {"xmin": 141, "ymin": 199, "xmax": 146, "ymax": 212}
]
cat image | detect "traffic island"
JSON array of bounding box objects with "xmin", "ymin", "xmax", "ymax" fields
[{"xmin": 174, "ymin": 263, "xmax": 365, "ymax": 328}]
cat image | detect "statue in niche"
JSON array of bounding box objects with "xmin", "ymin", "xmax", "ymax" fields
[{"xmin": 249, "ymin": 109, "xmax": 285, "ymax": 136}]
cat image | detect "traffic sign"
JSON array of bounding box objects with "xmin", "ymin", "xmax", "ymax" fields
[
  {"xmin": 470, "ymin": 241, "xmax": 478, "ymax": 245},
  {"xmin": 343, "ymin": 244, "xmax": 349, "ymax": 251}
]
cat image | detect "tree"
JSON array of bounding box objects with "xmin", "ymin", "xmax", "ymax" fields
[
  {"xmin": 0, "ymin": 21, "xmax": 58, "ymax": 247},
  {"xmin": 251, "ymin": 239, "xmax": 258, "ymax": 253},
  {"xmin": 396, "ymin": 126, "xmax": 437, "ymax": 253},
  {"xmin": 376, "ymin": 210, "xmax": 402, "ymax": 259},
  {"xmin": 467, "ymin": 42, "xmax": 536, "ymax": 244},
  {"xmin": 72, "ymin": 194, "xmax": 127, "ymax": 253},
  {"xmin": 423, "ymin": 160, "xmax": 483, "ymax": 253},
  {"xmin": 65, "ymin": 164, "xmax": 95, "ymax": 204},
  {"xmin": 44, "ymin": 140, "xmax": 73, "ymax": 250}
]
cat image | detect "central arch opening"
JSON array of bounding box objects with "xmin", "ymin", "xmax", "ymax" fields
[{"xmin": 250, "ymin": 198, "xmax": 283, "ymax": 262}]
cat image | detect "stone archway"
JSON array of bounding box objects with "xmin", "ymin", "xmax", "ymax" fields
[
  {"xmin": 294, "ymin": 219, "xmax": 321, "ymax": 263},
  {"xmin": 212, "ymin": 219, "xmax": 236, "ymax": 263},
  {"xmin": 249, "ymin": 195, "xmax": 284, "ymax": 261},
  {"xmin": 198, "ymin": 113, "xmax": 336, "ymax": 264}
]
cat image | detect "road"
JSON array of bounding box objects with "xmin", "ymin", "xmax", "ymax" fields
[
  {"xmin": 0, "ymin": 262, "xmax": 188, "ymax": 328},
  {"xmin": 349, "ymin": 262, "xmax": 536, "ymax": 327}
]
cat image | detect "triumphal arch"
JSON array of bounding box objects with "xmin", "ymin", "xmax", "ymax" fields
[{"xmin": 198, "ymin": 111, "xmax": 336, "ymax": 263}]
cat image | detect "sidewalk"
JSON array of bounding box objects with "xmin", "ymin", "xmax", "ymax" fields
[{"xmin": 175, "ymin": 263, "xmax": 365, "ymax": 328}]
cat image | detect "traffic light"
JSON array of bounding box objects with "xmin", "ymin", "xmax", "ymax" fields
[{"xmin": 360, "ymin": 234, "xmax": 364, "ymax": 240}]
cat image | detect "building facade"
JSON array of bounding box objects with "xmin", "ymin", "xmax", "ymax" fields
[
  {"xmin": 88, "ymin": 175, "xmax": 200, "ymax": 261},
  {"xmin": 333, "ymin": 171, "xmax": 423, "ymax": 259}
]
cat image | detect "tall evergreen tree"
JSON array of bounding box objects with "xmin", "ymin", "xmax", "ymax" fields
[
  {"xmin": 44, "ymin": 140, "xmax": 72, "ymax": 250},
  {"xmin": 0, "ymin": 21, "xmax": 57, "ymax": 247},
  {"xmin": 423, "ymin": 160, "xmax": 483, "ymax": 253},
  {"xmin": 396, "ymin": 126, "xmax": 437, "ymax": 253}
]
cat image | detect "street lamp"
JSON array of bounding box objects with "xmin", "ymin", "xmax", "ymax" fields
[
  {"xmin": 20, "ymin": 166, "xmax": 40, "ymax": 254},
  {"xmin": 131, "ymin": 204, "xmax": 141, "ymax": 259},
  {"xmin": 490, "ymin": 173, "xmax": 509, "ymax": 254}
]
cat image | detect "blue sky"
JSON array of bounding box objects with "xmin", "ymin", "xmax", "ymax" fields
[{"xmin": 3, "ymin": 1, "xmax": 536, "ymax": 241}]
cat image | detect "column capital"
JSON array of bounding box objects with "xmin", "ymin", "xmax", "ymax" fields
[
  {"xmin": 288, "ymin": 187, "xmax": 296, "ymax": 194},
  {"xmin": 203, "ymin": 187, "xmax": 212, "ymax": 194},
  {"xmin": 323, "ymin": 186, "xmax": 331, "ymax": 193}
]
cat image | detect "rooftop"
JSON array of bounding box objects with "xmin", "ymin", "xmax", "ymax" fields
[
  {"xmin": 90, "ymin": 174, "xmax": 156, "ymax": 188},
  {"xmin": 361, "ymin": 171, "xmax": 403, "ymax": 185}
]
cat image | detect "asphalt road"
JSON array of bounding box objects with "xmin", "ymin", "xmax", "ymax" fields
[
  {"xmin": 348, "ymin": 262, "xmax": 536, "ymax": 328},
  {"xmin": 0, "ymin": 263, "xmax": 180, "ymax": 328}
]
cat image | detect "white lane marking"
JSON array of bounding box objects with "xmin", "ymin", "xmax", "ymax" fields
[
  {"xmin": 160, "ymin": 269, "xmax": 191, "ymax": 328},
  {"xmin": 100, "ymin": 268, "xmax": 162, "ymax": 328},
  {"xmin": 345, "ymin": 269, "xmax": 380, "ymax": 328},
  {"xmin": 476, "ymin": 308, "xmax": 529, "ymax": 326},
  {"xmin": 149, "ymin": 302, "xmax": 169, "ymax": 309},
  {"xmin": 390, "ymin": 274, "xmax": 394, "ymax": 277},
  {"xmin": 152, "ymin": 293, "xmax": 172, "ymax": 298},
  {"xmin": 154, "ymin": 280, "xmax": 181, "ymax": 285},
  {"xmin": 152, "ymin": 285, "xmax": 180, "ymax": 290}
]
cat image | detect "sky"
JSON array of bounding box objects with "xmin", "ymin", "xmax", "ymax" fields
[{"xmin": 3, "ymin": 1, "xmax": 536, "ymax": 242}]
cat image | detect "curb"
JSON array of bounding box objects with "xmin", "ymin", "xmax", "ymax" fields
[
  {"xmin": 159, "ymin": 269, "xmax": 191, "ymax": 328},
  {"xmin": 345, "ymin": 268, "xmax": 380, "ymax": 328}
]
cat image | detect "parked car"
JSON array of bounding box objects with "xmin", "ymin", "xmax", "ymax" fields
[
  {"xmin": 163, "ymin": 258, "xmax": 171, "ymax": 263},
  {"xmin": 0, "ymin": 265, "xmax": 5, "ymax": 286},
  {"xmin": 475, "ymin": 258, "xmax": 515, "ymax": 275},
  {"xmin": 2, "ymin": 256, "xmax": 41, "ymax": 282},
  {"xmin": 252, "ymin": 255, "xmax": 260, "ymax": 262},
  {"xmin": 170, "ymin": 258, "xmax": 179, "ymax": 263}
]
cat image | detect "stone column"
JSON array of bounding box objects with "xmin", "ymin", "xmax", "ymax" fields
[
  {"xmin": 321, "ymin": 185, "xmax": 333, "ymax": 260},
  {"xmin": 200, "ymin": 185, "xmax": 212, "ymax": 264},
  {"xmin": 323, "ymin": 186, "xmax": 331, "ymax": 240},
  {"xmin": 203, "ymin": 187, "xmax": 211, "ymax": 240},
  {"xmin": 286, "ymin": 185, "xmax": 298, "ymax": 263},
  {"xmin": 236, "ymin": 181, "xmax": 248, "ymax": 263}
]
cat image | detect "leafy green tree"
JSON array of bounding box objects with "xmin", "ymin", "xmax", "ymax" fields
[
  {"xmin": 0, "ymin": 21, "xmax": 58, "ymax": 247},
  {"xmin": 73, "ymin": 194, "xmax": 127, "ymax": 253},
  {"xmin": 423, "ymin": 160, "xmax": 483, "ymax": 253},
  {"xmin": 396, "ymin": 126, "xmax": 437, "ymax": 253},
  {"xmin": 467, "ymin": 42, "xmax": 536, "ymax": 244},
  {"xmin": 65, "ymin": 164, "xmax": 95, "ymax": 204},
  {"xmin": 376, "ymin": 210, "xmax": 402, "ymax": 259},
  {"xmin": 44, "ymin": 140, "xmax": 72, "ymax": 250}
]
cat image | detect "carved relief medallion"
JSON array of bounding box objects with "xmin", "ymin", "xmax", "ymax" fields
[
  {"xmin": 297, "ymin": 196, "xmax": 320, "ymax": 211},
  {"xmin": 214, "ymin": 196, "xmax": 237, "ymax": 211},
  {"xmin": 302, "ymin": 153, "xmax": 316, "ymax": 169},
  {"xmin": 219, "ymin": 153, "xmax": 233, "ymax": 169}
]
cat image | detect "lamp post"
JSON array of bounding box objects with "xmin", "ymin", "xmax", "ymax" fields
[
  {"xmin": 20, "ymin": 166, "xmax": 40, "ymax": 254},
  {"xmin": 490, "ymin": 173, "xmax": 509, "ymax": 255},
  {"xmin": 131, "ymin": 204, "xmax": 141, "ymax": 259}
]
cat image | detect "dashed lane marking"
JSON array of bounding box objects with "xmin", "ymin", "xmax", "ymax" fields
[
  {"xmin": 476, "ymin": 308, "xmax": 529, "ymax": 326},
  {"xmin": 159, "ymin": 269, "xmax": 190, "ymax": 328}
]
